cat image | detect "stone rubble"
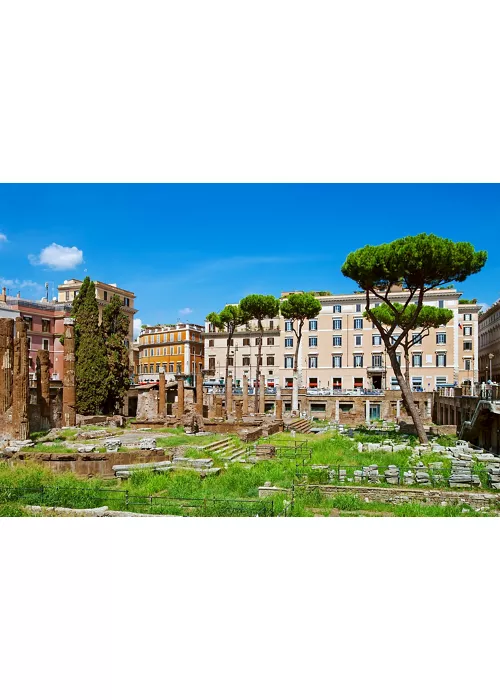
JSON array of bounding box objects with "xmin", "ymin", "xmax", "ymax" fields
[{"xmin": 138, "ymin": 438, "xmax": 157, "ymax": 450}]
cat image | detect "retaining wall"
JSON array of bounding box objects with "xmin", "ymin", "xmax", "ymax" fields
[{"xmin": 13, "ymin": 449, "xmax": 171, "ymax": 477}]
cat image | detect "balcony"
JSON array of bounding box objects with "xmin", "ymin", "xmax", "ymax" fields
[{"xmin": 366, "ymin": 363, "xmax": 386, "ymax": 374}]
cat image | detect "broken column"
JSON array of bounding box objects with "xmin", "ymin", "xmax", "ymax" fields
[
  {"xmin": 235, "ymin": 399, "xmax": 243, "ymax": 422},
  {"xmin": 275, "ymin": 398, "xmax": 283, "ymax": 420},
  {"xmin": 226, "ymin": 373, "xmax": 232, "ymax": 414},
  {"xmin": 215, "ymin": 395, "xmax": 223, "ymax": 418},
  {"xmin": 242, "ymin": 374, "xmax": 249, "ymax": 415},
  {"xmin": 259, "ymin": 374, "xmax": 266, "ymax": 414},
  {"xmin": 158, "ymin": 370, "xmax": 166, "ymax": 417},
  {"xmin": 62, "ymin": 318, "xmax": 76, "ymax": 427},
  {"xmin": 195, "ymin": 367, "xmax": 203, "ymax": 415},
  {"xmin": 12, "ymin": 317, "xmax": 30, "ymax": 440},
  {"xmin": 0, "ymin": 317, "xmax": 14, "ymax": 414},
  {"xmin": 176, "ymin": 375, "xmax": 185, "ymax": 418},
  {"xmin": 36, "ymin": 349, "xmax": 51, "ymax": 430}
]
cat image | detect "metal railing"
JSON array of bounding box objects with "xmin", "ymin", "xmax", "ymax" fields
[{"xmin": 0, "ymin": 485, "xmax": 281, "ymax": 517}]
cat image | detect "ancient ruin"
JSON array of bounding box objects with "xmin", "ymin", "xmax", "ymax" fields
[
  {"xmin": 62, "ymin": 318, "xmax": 76, "ymax": 427},
  {"xmin": 12, "ymin": 318, "xmax": 30, "ymax": 440},
  {"xmin": 36, "ymin": 349, "xmax": 51, "ymax": 431}
]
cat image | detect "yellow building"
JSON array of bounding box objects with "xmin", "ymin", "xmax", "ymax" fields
[{"xmin": 138, "ymin": 323, "xmax": 204, "ymax": 383}]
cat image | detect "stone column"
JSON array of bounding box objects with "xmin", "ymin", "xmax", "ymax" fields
[
  {"xmin": 36, "ymin": 349, "xmax": 51, "ymax": 430},
  {"xmin": 215, "ymin": 395, "xmax": 223, "ymax": 418},
  {"xmin": 158, "ymin": 370, "xmax": 166, "ymax": 417},
  {"xmin": 226, "ymin": 374, "xmax": 232, "ymax": 415},
  {"xmin": 62, "ymin": 318, "xmax": 76, "ymax": 427},
  {"xmin": 242, "ymin": 374, "xmax": 249, "ymax": 415},
  {"xmin": 335, "ymin": 400, "xmax": 340, "ymax": 422},
  {"xmin": 259, "ymin": 374, "xmax": 266, "ymax": 414},
  {"xmin": 195, "ymin": 368, "xmax": 203, "ymax": 415},
  {"xmin": 275, "ymin": 398, "xmax": 283, "ymax": 419},
  {"xmin": 235, "ymin": 399, "xmax": 243, "ymax": 421},
  {"xmin": 0, "ymin": 318, "xmax": 14, "ymax": 414},
  {"xmin": 396, "ymin": 399, "xmax": 401, "ymax": 419},
  {"xmin": 12, "ymin": 317, "xmax": 30, "ymax": 439},
  {"xmin": 365, "ymin": 399, "xmax": 370, "ymax": 423},
  {"xmin": 176, "ymin": 376, "xmax": 185, "ymax": 418}
]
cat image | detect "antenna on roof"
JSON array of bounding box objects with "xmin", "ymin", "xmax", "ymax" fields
[{"xmin": 45, "ymin": 282, "xmax": 49, "ymax": 302}]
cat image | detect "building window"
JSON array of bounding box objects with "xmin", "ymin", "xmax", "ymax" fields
[
  {"xmin": 208, "ymin": 323, "xmax": 215, "ymax": 332},
  {"xmin": 353, "ymin": 354, "xmax": 363, "ymax": 368},
  {"xmin": 438, "ymin": 300, "xmax": 444, "ymax": 308},
  {"xmin": 176, "ymin": 362, "xmax": 182, "ymax": 373},
  {"xmin": 354, "ymin": 318, "xmax": 363, "ymax": 330},
  {"xmin": 126, "ymin": 298, "xmax": 130, "ymax": 307},
  {"xmin": 177, "ymin": 333, "xmax": 182, "ymax": 341},
  {"xmin": 267, "ymin": 337, "xmax": 274, "ymax": 345},
  {"xmin": 257, "ymin": 356, "xmax": 263, "ymax": 367},
  {"xmin": 436, "ymin": 353, "xmax": 447, "ymax": 367},
  {"xmin": 209, "ymin": 339, "xmax": 214, "ymax": 347},
  {"xmin": 42, "ymin": 339, "xmax": 49, "ymax": 351},
  {"xmin": 309, "ymin": 380, "xmax": 319, "ymax": 390},
  {"xmin": 390, "ymin": 334, "xmax": 400, "ymax": 345},
  {"xmin": 436, "ymin": 376, "xmax": 447, "ymax": 387},
  {"xmin": 242, "ymin": 356, "xmax": 250, "ymax": 366},
  {"xmin": 464, "ymin": 359, "xmax": 472, "ymax": 371},
  {"xmin": 208, "ymin": 357, "xmax": 215, "ymax": 371},
  {"xmin": 169, "ymin": 362, "xmax": 174, "ymax": 372},
  {"xmin": 390, "ymin": 376, "xmax": 399, "ymax": 389},
  {"xmin": 412, "ymin": 353, "xmax": 422, "ymax": 367},
  {"xmin": 463, "ymin": 326, "xmax": 472, "ymax": 336},
  {"xmin": 463, "ymin": 341, "xmax": 472, "ymax": 351},
  {"xmin": 103, "ymin": 291, "xmax": 108, "ymax": 301},
  {"xmin": 42, "ymin": 319, "xmax": 50, "ymax": 333},
  {"xmin": 412, "ymin": 333, "xmax": 422, "ymax": 345},
  {"xmin": 308, "ymin": 356, "xmax": 318, "ymax": 368},
  {"xmin": 354, "ymin": 377, "xmax": 363, "ymax": 388},
  {"xmin": 65, "ymin": 291, "xmax": 70, "ymax": 301},
  {"xmin": 285, "ymin": 378, "xmax": 293, "ymax": 388},
  {"xmin": 266, "ymin": 356, "xmax": 274, "ymax": 366},
  {"xmin": 372, "ymin": 354, "xmax": 382, "ymax": 367},
  {"xmin": 255, "ymin": 337, "xmax": 262, "ymax": 346},
  {"xmin": 396, "ymin": 354, "xmax": 401, "ymax": 365},
  {"xmin": 309, "ymin": 336, "xmax": 318, "ymax": 347},
  {"xmin": 356, "ymin": 303, "xmax": 361, "ymax": 312},
  {"xmin": 354, "ymin": 335, "xmax": 362, "ymax": 346},
  {"xmin": 436, "ymin": 332, "xmax": 446, "ymax": 344},
  {"xmin": 285, "ymin": 321, "xmax": 293, "ymax": 332},
  {"xmin": 412, "ymin": 376, "xmax": 423, "ymax": 390},
  {"xmin": 332, "ymin": 377, "xmax": 342, "ymax": 390},
  {"xmin": 463, "ymin": 313, "xmax": 472, "ymax": 321},
  {"xmin": 372, "ymin": 335, "xmax": 382, "ymax": 346},
  {"xmin": 333, "ymin": 304, "xmax": 342, "ymax": 313},
  {"xmin": 269, "ymin": 320, "xmax": 274, "ymax": 329},
  {"xmin": 156, "ymin": 363, "xmax": 160, "ymax": 373},
  {"xmin": 243, "ymin": 338, "xmax": 250, "ymax": 346},
  {"xmin": 284, "ymin": 356, "xmax": 294, "ymax": 369},
  {"xmin": 228, "ymin": 357, "xmax": 234, "ymax": 366},
  {"xmin": 309, "ymin": 319, "xmax": 318, "ymax": 331},
  {"xmin": 285, "ymin": 337, "xmax": 293, "ymax": 348},
  {"xmin": 332, "ymin": 336, "xmax": 342, "ymax": 347},
  {"xmin": 23, "ymin": 316, "xmax": 33, "ymax": 330},
  {"xmin": 333, "ymin": 318, "xmax": 342, "ymax": 330},
  {"xmin": 332, "ymin": 355, "xmax": 342, "ymax": 368},
  {"xmin": 149, "ymin": 364, "xmax": 154, "ymax": 373}
]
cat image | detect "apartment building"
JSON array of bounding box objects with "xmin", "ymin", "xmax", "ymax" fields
[
  {"xmin": 204, "ymin": 315, "xmax": 282, "ymax": 388},
  {"xmin": 478, "ymin": 298, "xmax": 500, "ymax": 382},
  {"xmin": 204, "ymin": 288, "xmax": 481, "ymax": 393},
  {"xmin": 0, "ymin": 286, "xmax": 72, "ymax": 380},
  {"xmin": 137, "ymin": 323, "xmax": 204, "ymax": 383},
  {"xmin": 57, "ymin": 279, "xmax": 137, "ymax": 353}
]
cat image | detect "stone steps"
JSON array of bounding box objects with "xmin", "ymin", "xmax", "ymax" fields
[
  {"xmin": 287, "ymin": 418, "xmax": 314, "ymax": 434},
  {"xmin": 204, "ymin": 437, "xmax": 245, "ymax": 462}
]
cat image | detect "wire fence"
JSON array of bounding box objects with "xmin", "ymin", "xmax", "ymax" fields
[{"xmin": 0, "ymin": 486, "xmax": 285, "ymax": 517}]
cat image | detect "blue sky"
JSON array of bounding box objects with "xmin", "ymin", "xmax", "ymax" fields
[{"xmin": 0, "ymin": 184, "xmax": 498, "ymax": 336}]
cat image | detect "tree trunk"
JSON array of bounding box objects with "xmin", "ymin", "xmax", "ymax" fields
[
  {"xmin": 292, "ymin": 324, "xmax": 303, "ymax": 413},
  {"xmin": 388, "ymin": 349, "xmax": 428, "ymax": 444},
  {"xmin": 225, "ymin": 333, "xmax": 231, "ymax": 416},
  {"xmin": 254, "ymin": 322, "xmax": 263, "ymax": 413}
]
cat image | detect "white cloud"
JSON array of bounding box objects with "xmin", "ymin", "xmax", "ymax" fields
[
  {"xmin": 29, "ymin": 243, "xmax": 83, "ymax": 270},
  {"xmin": 179, "ymin": 307, "xmax": 193, "ymax": 316},
  {"xmin": 133, "ymin": 318, "xmax": 143, "ymax": 340},
  {"xmin": 478, "ymin": 302, "xmax": 489, "ymax": 313},
  {"xmin": 0, "ymin": 233, "xmax": 7, "ymax": 244}
]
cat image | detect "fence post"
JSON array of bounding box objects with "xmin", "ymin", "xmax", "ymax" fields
[
  {"xmin": 125, "ymin": 490, "xmax": 129, "ymax": 510},
  {"xmin": 270, "ymin": 499, "xmax": 274, "ymax": 517}
]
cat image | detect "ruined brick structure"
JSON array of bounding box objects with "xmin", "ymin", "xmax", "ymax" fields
[
  {"xmin": 62, "ymin": 318, "xmax": 76, "ymax": 427},
  {"xmin": 0, "ymin": 318, "xmax": 13, "ymax": 415},
  {"xmin": 158, "ymin": 371, "xmax": 166, "ymax": 417},
  {"xmin": 36, "ymin": 349, "xmax": 51, "ymax": 431},
  {"xmin": 12, "ymin": 318, "xmax": 30, "ymax": 439}
]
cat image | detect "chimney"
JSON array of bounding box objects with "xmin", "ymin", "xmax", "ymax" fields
[
  {"xmin": 0, "ymin": 287, "xmax": 6, "ymax": 302},
  {"xmin": 17, "ymin": 291, "xmax": 21, "ymax": 298}
]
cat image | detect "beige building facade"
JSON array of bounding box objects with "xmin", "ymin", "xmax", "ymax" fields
[
  {"xmin": 478, "ymin": 298, "xmax": 500, "ymax": 382},
  {"xmin": 58, "ymin": 279, "xmax": 137, "ymax": 366},
  {"xmin": 204, "ymin": 288, "xmax": 481, "ymax": 395}
]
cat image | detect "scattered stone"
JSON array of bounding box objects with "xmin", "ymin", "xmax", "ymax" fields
[
  {"xmin": 104, "ymin": 438, "xmax": 122, "ymax": 453},
  {"xmin": 138, "ymin": 438, "xmax": 157, "ymax": 450},
  {"xmin": 77, "ymin": 445, "xmax": 96, "ymax": 453}
]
